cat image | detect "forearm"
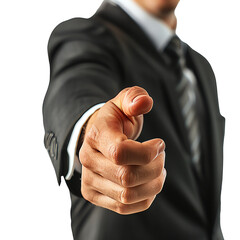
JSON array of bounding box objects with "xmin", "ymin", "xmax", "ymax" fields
[{"xmin": 43, "ymin": 18, "xmax": 122, "ymax": 184}]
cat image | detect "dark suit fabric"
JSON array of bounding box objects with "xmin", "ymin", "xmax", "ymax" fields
[{"xmin": 43, "ymin": 1, "xmax": 225, "ymax": 239}]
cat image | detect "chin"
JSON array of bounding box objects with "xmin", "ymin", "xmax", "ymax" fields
[
  {"xmin": 146, "ymin": 0, "xmax": 180, "ymax": 16},
  {"xmin": 158, "ymin": 0, "xmax": 179, "ymax": 12}
]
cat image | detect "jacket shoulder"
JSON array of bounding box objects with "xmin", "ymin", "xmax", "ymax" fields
[
  {"xmin": 48, "ymin": 17, "xmax": 117, "ymax": 55},
  {"xmin": 186, "ymin": 43, "xmax": 215, "ymax": 74},
  {"xmin": 49, "ymin": 17, "xmax": 103, "ymax": 38}
]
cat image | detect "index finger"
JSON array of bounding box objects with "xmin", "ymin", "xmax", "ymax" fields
[{"xmin": 85, "ymin": 117, "xmax": 164, "ymax": 165}]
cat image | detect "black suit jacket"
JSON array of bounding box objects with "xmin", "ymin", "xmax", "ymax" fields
[{"xmin": 43, "ymin": 1, "xmax": 225, "ymax": 239}]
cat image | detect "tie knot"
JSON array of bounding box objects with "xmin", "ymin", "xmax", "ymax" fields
[{"xmin": 164, "ymin": 35, "xmax": 184, "ymax": 67}]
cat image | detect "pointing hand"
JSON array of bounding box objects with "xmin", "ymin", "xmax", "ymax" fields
[{"xmin": 79, "ymin": 86, "xmax": 166, "ymax": 214}]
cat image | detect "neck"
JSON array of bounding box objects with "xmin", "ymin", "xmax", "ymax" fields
[
  {"xmin": 159, "ymin": 12, "xmax": 177, "ymax": 31},
  {"xmin": 133, "ymin": 0, "xmax": 177, "ymax": 31}
]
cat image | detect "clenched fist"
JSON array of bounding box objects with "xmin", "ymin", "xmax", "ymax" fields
[{"xmin": 79, "ymin": 86, "xmax": 166, "ymax": 215}]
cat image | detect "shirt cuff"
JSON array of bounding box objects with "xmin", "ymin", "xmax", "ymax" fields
[{"xmin": 65, "ymin": 103, "xmax": 105, "ymax": 180}]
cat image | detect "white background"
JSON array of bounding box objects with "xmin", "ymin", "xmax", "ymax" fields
[{"xmin": 0, "ymin": 0, "xmax": 239, "ymax": 239}]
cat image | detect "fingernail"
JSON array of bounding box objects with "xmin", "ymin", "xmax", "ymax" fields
[
  {"xmin": 157, "ymin": 141, "xmax": 165, "ymax": 155},
  {"xmin": 132, "ymin": 95, "xmax": 144, "ymax": 104}
]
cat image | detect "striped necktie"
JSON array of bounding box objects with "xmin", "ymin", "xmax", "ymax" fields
[{"xmin": 165, "ymin": 36, "xmax": 202, "ymax": 175}]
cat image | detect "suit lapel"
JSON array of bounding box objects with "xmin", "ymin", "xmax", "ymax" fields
[
  {"xmin": 95, "ymin": 0, "xmax": 166, "ymax": 64},
  {"xmin": 95, "ymin": 1, "xmax": 191, "ymax": 153},
  {"xmin": 186, "ymin": 47, "xmax": 222, "ymax": 225}
]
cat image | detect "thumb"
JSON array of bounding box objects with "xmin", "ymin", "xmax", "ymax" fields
[{"xmin": 111, "ymin": 86, "xmax": 153, "ymax": 117}]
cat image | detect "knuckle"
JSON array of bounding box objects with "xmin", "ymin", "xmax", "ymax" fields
[
  {"xmin": 115, "ymin": 202, "xmax": 128, "ymax": 215},
  {"xmin": 142, "ymin": 199, "xmax": 152, "ymax": 211},
  {"xmin": 82, "ymin": 188, "xmax": 99, "ymax": 205},
  {"xmin": 155, "ymin": 177, "xmax": 164, "ymax": 194},
  {"xmin": 120, "ymin": 188, "xmax": 134, "ymax": 204},
  {"xmin": 109, "ymin": 143, "xmax": 118, "ymax": 163},
  {"xmin": 79, "ymin": 149, "xmax": 92, "ymax": 169},
  {"xmin": 83, "ymin": 174, "xmax": 92, "ymax": 186},
  {"xmin": 110, "ymin": 142, "xmax": 123, "ymax": 164},
  {"xmin": 81, "ymin": 170, "xmax": 92, "ymax": 186},
  {"xmin": 81, "ymin": 186, "xmax": 92, "ymax": 203},
  {"xmin": 116, "ymin": 166, "xmax": 125, "ymax": 185},
  {"xmin": 117, "ymin": 166, "xmax": 135, "ymax": 187},
  {"xmin": 85, "ymin": 124, "xmax": 99, "ymax": 144}
]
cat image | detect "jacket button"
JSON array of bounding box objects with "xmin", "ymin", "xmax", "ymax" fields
[
  {"xmin": 44, "ymin": 132, "xmax": 58, "ymax": 161},
  {"xmin": 49, "ymin": 136, "xmax": 58, "ymax": 161},
  {"xmin": 44, "ymin": 132, "xmax": 54, "ymax": 149}
]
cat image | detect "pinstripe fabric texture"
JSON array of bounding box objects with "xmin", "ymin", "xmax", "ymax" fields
[{"xmin": 165, "ymin": 36, "xmax": 202, "ymax": 175}]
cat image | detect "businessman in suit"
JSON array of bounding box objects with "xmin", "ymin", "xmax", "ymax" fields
[{"xmin": 43, "ymin": 0, "xmax": 225, "ymax": 239}]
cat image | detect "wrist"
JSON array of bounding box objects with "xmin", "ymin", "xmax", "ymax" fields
[{"xmin": 85, "ymin": 109, "xmax": 99, "ymax": 136}]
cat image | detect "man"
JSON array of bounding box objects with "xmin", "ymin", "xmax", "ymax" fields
[{"xmin": 43, "ymin": 0, "xmax": 225, "ymax": 239}]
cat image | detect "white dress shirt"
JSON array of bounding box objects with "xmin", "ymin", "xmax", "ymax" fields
[{"xmin": 66, "ymin": 0, "xmax": 174, "ymax": 180}]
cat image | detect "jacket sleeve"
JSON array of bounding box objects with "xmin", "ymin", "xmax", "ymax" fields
[{"xmin": 42, "ymin": 18, "xmax": 122, "ymax": 191}]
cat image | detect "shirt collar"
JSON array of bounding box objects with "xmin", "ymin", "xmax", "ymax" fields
[{"xmin": 109, "ymin": 0, "xmax": 174, "ymax": 51}]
